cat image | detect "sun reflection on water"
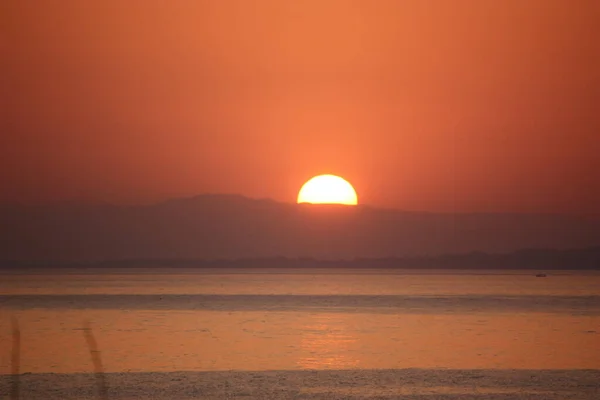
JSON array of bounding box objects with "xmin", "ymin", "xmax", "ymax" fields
[{"xmin": 297, "ymin": 313, "xmax": 359, "ymax": 369}]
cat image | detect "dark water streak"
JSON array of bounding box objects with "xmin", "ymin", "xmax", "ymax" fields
[
  {"xmin": 0, "ymin": 369, "xmax": 599, "ymax": 400},
  {"xmin": 2, "ymin": 294, "xmax": 600, "ymax": 314}
]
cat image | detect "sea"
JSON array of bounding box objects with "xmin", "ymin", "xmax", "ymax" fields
[{"xmin": 2, "ymin": 268, "xmax": 599, "ymax": 375}]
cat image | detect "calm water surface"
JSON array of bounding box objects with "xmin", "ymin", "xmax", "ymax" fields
[{"xmin": 1, "ymin": 268, "xmax": 599, "ymax": 373}]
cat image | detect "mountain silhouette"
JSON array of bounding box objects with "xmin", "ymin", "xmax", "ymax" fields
[{"xmin": 1, "ymin": 194, "xmax": 599, "ymax": 262}]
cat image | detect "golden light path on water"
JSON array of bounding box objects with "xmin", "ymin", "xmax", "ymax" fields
[
  {"xmin": 1, "ymin": 270, "xmax": 600, "ymax": 374},
  {"xmin": 297, "ymin": 313, "xmax": 359, "ymax": 369},
  {"xmin": 1, "ymin": 309, "xmax": 600, "ymax": 373}
]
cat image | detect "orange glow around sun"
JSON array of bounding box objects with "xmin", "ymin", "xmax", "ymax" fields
[{"xmin": 297, "ymin": 174, "xmax": 358, "ymax": 205}]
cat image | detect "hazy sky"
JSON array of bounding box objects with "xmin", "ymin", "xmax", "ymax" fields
[{"xmin": 2, "ymin": 0, "xmax": 599, "ymax": 213}]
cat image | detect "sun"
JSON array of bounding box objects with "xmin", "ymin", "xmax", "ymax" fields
[{"xmin": 297, "ymin": 174, "xmax": 358, "ymax": 205}]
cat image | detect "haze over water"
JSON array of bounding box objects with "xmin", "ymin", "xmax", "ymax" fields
[{"xmin": 2, "ymin": 268, "xmax": 600, "ymax": 374}]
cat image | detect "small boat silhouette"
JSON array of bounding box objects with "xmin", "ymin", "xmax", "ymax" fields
[{"xmin": 535, "ymin": 273, "xmax": 547, "ymax": 278}]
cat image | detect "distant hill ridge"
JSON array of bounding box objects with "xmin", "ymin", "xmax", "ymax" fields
[
  {"xmin": 1, "ymin": 194, "xmax": 599, "ymax": 262},
  {"xmin": 2, "ymin": 247, "xmax": 600, "ymax": 270}
]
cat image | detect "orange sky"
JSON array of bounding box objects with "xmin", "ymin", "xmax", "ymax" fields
[{"xmin": 1, "ymin": 0, "xmax": 599, "ymax": 213}]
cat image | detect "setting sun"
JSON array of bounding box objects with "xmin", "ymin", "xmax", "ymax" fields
[{"xmin": 297, "ymin": 174, "xmax": 358, "ymax": 205}]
